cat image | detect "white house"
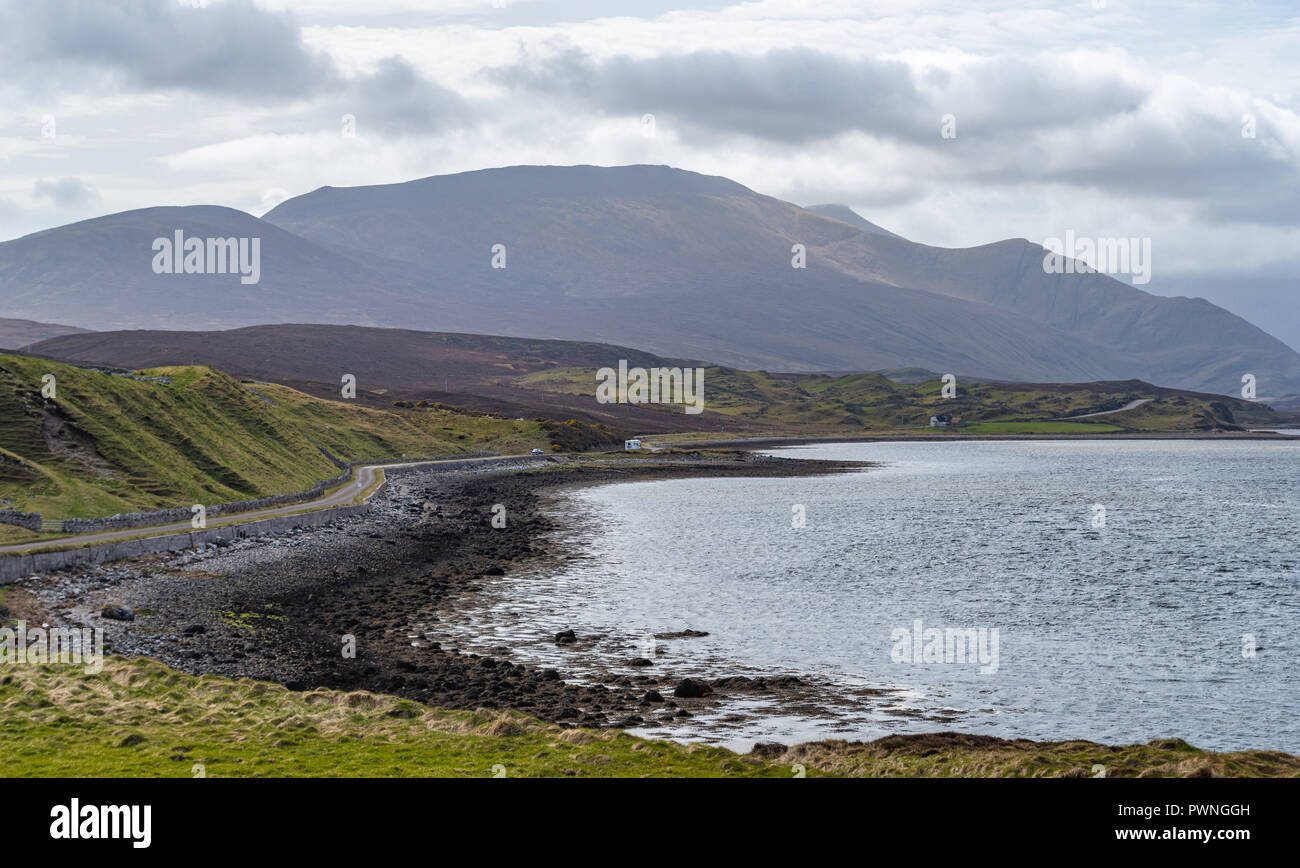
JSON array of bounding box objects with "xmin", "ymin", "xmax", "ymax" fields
[{"xmin": 624, "ymin": 439, "xmax": 642, "ymax": 451}]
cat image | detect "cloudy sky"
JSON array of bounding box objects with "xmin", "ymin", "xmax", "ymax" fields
[{"xmin": 1, "ymin": 0, "xmax": 1298, "ymax": 339}]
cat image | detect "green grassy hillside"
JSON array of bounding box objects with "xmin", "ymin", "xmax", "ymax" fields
[
  {"xmin": 0, "ymin": 354, "xmax": 548, "ymax": 520},
  {"xmin": 518, "ymin": 366, "xmax": 1267, "ymax": 433}
]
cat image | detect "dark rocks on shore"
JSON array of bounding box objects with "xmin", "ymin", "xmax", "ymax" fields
[
  {"xmin": 71, "ymin": 453, "xmax": 857, "ymax": 732},
  {"xmin": 673, "ymin": 678, "xmax": 713, "ymax": 698},
  {"xmin": 181, "ymin": 624, "xmax": 206, "ymax": 635},
  {"xmin": 627, "ymin": 657, "xmax": 653, "ymax": 667},
  {"xmin": 101, "ymin": 605, "xmax": 134, "ymax": 622},
  {"xmin": 654, "ymin": 629, "xmax": 709, "ymax": 639},
  {"xmin": 644, "ymin": 690, "xmax": 664, "ymax": 703}
]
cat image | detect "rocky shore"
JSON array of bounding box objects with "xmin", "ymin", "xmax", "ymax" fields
[{"xmin": 14, "ymin": 451, "xmax": 865, "ymax": 731}]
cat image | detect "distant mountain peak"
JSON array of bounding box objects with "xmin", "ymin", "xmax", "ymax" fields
[
  {"xmin": 805, "ymin": 204, "xmax": 903, "ymax": 240},
  {"xmin": 267, "ymin": 164, "xmax": 755, "ymax": 222}
]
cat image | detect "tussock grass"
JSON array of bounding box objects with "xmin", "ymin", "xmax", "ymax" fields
[
  {"xmin": 0, "ymin": 656, "xmax": 802, "ymax": 778},
  {"xmin": 765, "ymin": 732, "xmax": 1300, "ymax": 778},
  {"xmin": 3, "ymin": 657, "xmax": 1294, "ymax": 778}
]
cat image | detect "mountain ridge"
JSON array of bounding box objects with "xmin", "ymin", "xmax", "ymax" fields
[{"xmin": 1, "ymin": 164, "xmax": 1296, "ymax": 398}]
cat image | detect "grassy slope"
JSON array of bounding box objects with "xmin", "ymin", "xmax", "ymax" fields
[
  {"xmin": 2, "ymin": 656, "xmax": 1295, "ymax": 778},
  {"xmin": 518, "ymin": 367, "xmax": 1259, "ymax": 433},
  {"xmin": 0, "ymin": 354, "xmax": 547, "ymax": 519}
]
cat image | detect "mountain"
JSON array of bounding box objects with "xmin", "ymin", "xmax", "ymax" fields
[
  {"xmin": 260, "ymin": 165, "xmax": 1300, "ymax": 397},
  {"xmin": 804, "ymin": 204, "xmax": 902, "ymax": 239},
  {"xmin": 1145, "ymin": 274, "xmax": 1300, "ymax": 360},
  {"xmin": 0, "ymin": 317, "xmax": 89, "ymax": 350},
  {"xmin": 0, "ymin": 206, "xmax": 465, "ymax": 332},
  {"xmin": 808, "ymin": 234, "xmax": 1300, "ymax": 401},
  {"xmin": 3, "ymin": 165, "xmax": 1298, "ymax": 398}
]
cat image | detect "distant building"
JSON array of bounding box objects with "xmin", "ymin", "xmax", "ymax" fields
[
  {"xmin": 624, "ymin": 439, "xmax": 642, "ymax": 451},
  {"xmin": 929, "ymin": 414, "xmax": 951, "ymax": 428}
]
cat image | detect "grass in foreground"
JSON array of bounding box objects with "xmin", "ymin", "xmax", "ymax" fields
[
  {"xmin": 0, "ymin": 656, "xmax": 802, "ymax": 778},
  {"xmin": 2, "ymin": 656, "xmax": 1297, "ymax": 778},
  {"xmin": 774, "ymin": 734, "xmax": 1300, "ymax": 778}
]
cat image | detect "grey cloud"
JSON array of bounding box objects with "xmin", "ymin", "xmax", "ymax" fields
[
  {"xmin": 0, "ymin": 1, "xmax": 473, "ymax": 137},
  {"xmin": 0, "ymin": 0, "xmax": 339, "ymax": 101},
  {"xmin": 246, "ymin": 56, "xmax": 474, "ymax": 138},
  {"xmin": 488, "ymin": 47, "xmax": 930, "ymax": 144},
  {"xmin": 487, "ymin": 46, "xmax": 1296, "ymax": 223},
  {"xmin": 342, "ymin": 58, "xmax": 473, "ymax": 136},
  {"xmin": 486, "ymin": 47, "xmax": 1145, "ymax": 146},
  {"xmin": 33, "ymin": 177, "xmax": 100, "ymax": 208},
  {"xmin": 937, "ymin": 58, "xmax": 1145, "ymax": 135},
  {"xmin": 960, "ymin": 107, "xmax": 1300, "ymax": 226}
]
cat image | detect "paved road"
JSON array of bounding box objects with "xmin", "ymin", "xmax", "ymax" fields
[
  {"xmin": 1068, "ymin": 398, "xmax": 1154, "ymax": 419},
  {"xmin": 0, "ymin": 454, "xmax": 533, "ymax": 556}
]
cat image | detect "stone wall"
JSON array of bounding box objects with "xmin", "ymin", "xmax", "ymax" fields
[
  {"xmin": 60, "ymin": 468, "xmax": 353, "ymax": 533},
  {"xmin": 0, "ymin": 503, "xmax": 372, "ymax": 584},
  {"xmin": 0, "ymin": 509, "xmax": 43, "ymax": 532}
]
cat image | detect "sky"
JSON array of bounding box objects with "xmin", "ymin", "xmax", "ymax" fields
[{"xmin": 1, "ymin": 0, "xmax": 1298, "ymax": 341}]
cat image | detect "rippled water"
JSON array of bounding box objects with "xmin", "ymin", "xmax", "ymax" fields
[{"xmin": 447, "ymin": 440, "xmax": 1300, "ymax": 751}]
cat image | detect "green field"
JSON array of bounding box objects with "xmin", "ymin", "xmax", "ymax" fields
[{"xmin": 0, "ymin": 354, "xmax": 550, "ymax": 520}]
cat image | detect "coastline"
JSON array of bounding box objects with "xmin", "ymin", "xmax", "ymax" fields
[
  {"xmin": 668, "ymin": 430, "xmax": 1300, "ymax": 449},
  {"xmin": 9, "ymin": 450, "xmax": 1298, "ymax": 775},
  {"xmin": 13, "ymin": 452, "xmax": 863, "ymax": 733}
]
